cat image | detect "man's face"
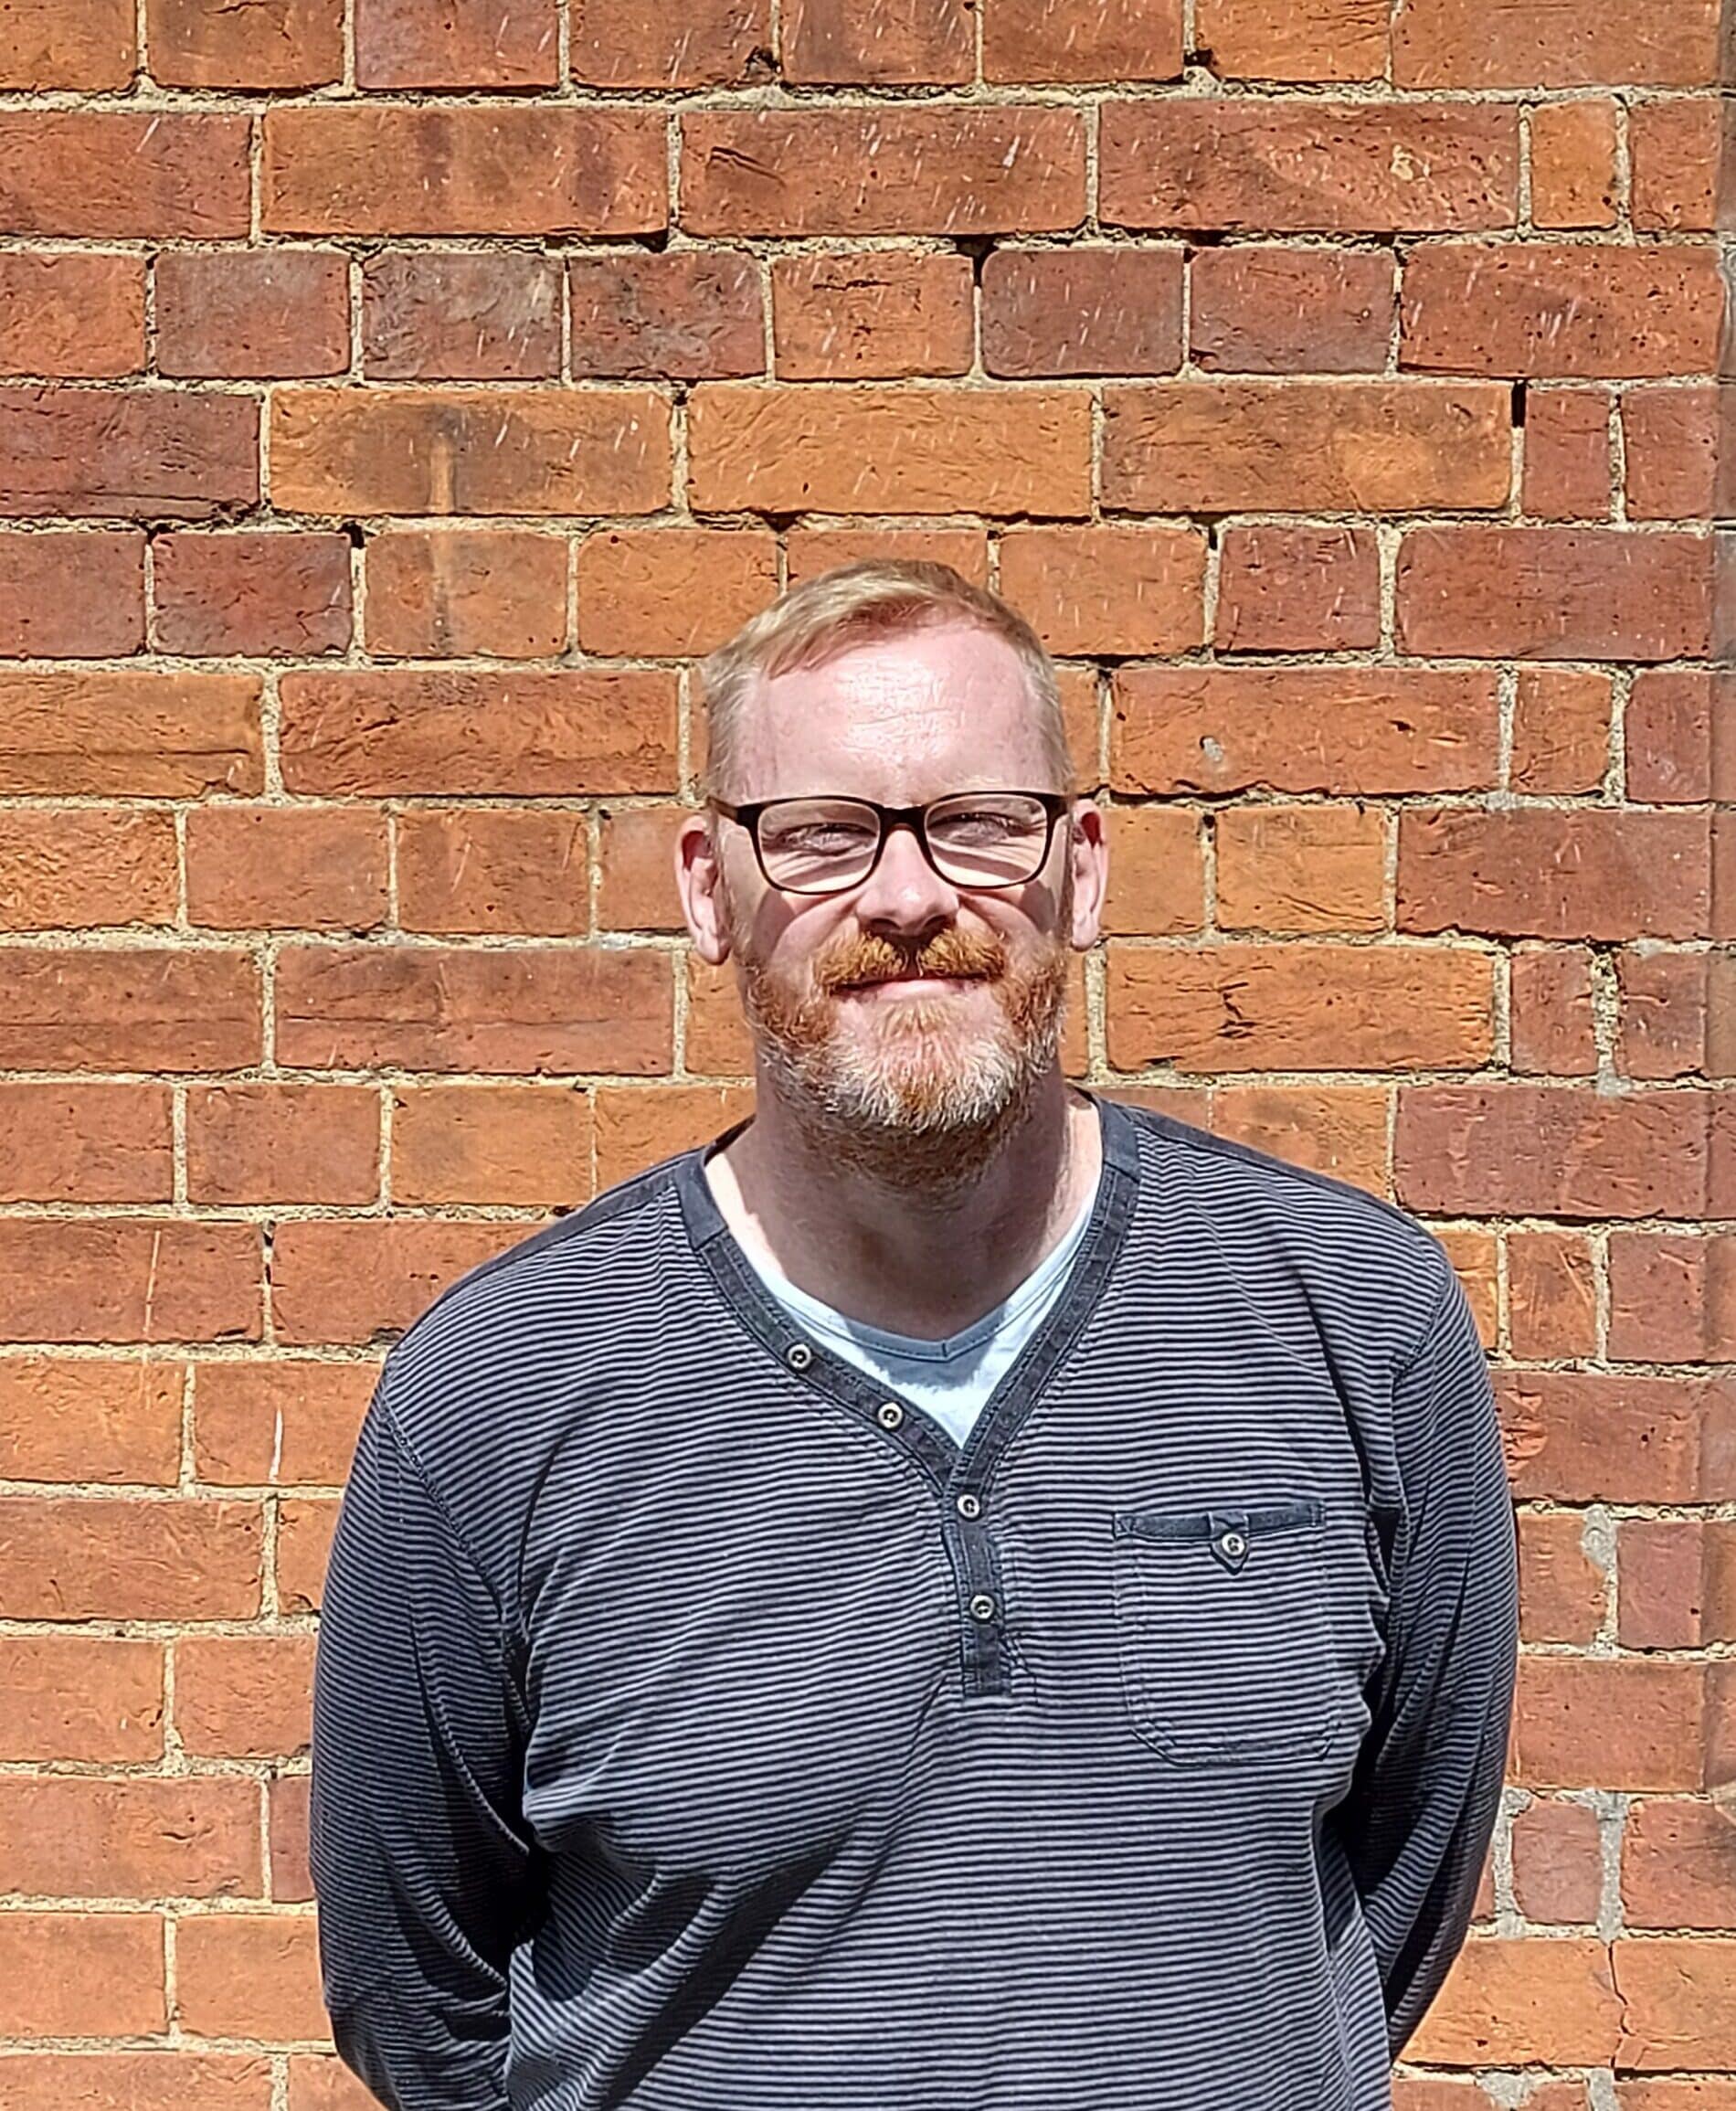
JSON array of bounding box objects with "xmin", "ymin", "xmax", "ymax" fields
[{"xmin": 685, "ymin": 621, "xmax": 1105, "ymax": 1181}]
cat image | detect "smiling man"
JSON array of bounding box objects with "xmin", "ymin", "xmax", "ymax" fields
[{"xmin": 310, "ymin": 558, "xmax": 1519, "ymax": 2111}]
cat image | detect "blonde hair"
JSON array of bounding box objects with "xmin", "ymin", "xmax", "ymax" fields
[{"xmin": 696, "ymin": 557, "xmax": 1074, "ymax": 802}]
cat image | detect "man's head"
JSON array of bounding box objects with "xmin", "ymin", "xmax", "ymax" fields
[{"xmin": 675, "ymin": 560, "xmax": 1107, "ymax": 1193}]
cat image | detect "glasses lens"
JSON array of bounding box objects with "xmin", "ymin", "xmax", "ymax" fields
[
  {"xmin": 757, "ymin": 798, "xmax": 881, "ymax": 893},
  {"xmin": 925, "ymin": 792, "xmax": 1052, "ymax": 886}
]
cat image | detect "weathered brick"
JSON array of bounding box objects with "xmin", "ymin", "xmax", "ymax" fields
[
  {"xmin": 1629, "ymin": 96, "xmax": 1723, "ymax": 231},
  {"xmin": 772, "ymin": 252, "xmax": 973, "ymax": 379},
  {"xmin": 1622, "ymin": 384, "xmax": 1721, "ymax": 520},
  {"xmin": 997, "ymin": 526, "xmax": 1206, "ymax": 655},
  {"xmin": 270, "ymin": 387, "xmax": 668, "ymax": 515},
  {"xmin": 193, "ymin": 1358, "xmax": 375, "ymax": 1488},
  {"xmin": 688, "ymin": 383, "xmax": 1092, "ymax": 516},
  {"xmin": 175, "ymin": 1915, "xmax": 326, "ymax": 2045},
  {"xmin": 0, "ymin": 811, "xmax": 169, "ymax": 932},
  {"xmin": 1511, "ymin": 946, "xmax": 1598, "ymax": 1076},
  {"xmin": 1196, "ymin": 0, "xmax": 1387, "ymax": 80},
  {"xmin": 186, "ymin": 1083, "xmax": 380, "ymax": 1204},
  {"xmin": 1612, "ymin": 1940, "xmax": 1736, "ymax": 2067},
  {"xmin": 146, "ymin": 0, "xmax": 343, "ymax": 86},
  {"xmin": 156, "ymin": 250, "xmax": 349, "ymax": 381},
  {"xmin": 1112, "ymin": 667, "xmax": 1500, "ymax": 795},
  {"xmin": 571, "ymin": 0, "xmax": 769, "ymax": 85},
  {"xmin": 569, "ymin": 250, "xmax": 764, "ymax": 379},
  {"xmin": 175, "ymin": 1634, "xmax": 316, "ymax": 1758},
  {"xmin": 1530, "ymin": 100, "xmax": 1620, "ymax": 227},
  {"xmin": 981, "ymin": 0, "xmax": 1182, "ymax": 81},
  {"xmin": 1212, "ymin": 803, "xmax": 1386, "ymax": 934},
  {"xmin": 1625, "ymin": 670, "xmax": 1736, "ymax": 805},
  {"xmin": 0, "ymin": 253, "xmax": 144, "ymax": 378},
  {"xmin": 355, "ymin": 0, "xmax": 559, "ymax": 86},
  {"xmin": 363, "ymin": 252, "xmax": 560, "ymax": 380},
  {"xmin": 0, "ymin": 673, "xmax": 261, "ymax": 796},
  {"xmin": 0, "ymin": 388, "xmax": 259, "ymax": 521},
  {"xmin": 1189, "ymin": 247, "xmax": 1392, "ymax": 373},
  {"xmin": 262, "ymin": 106, "xmax": 667, "ymax": 237},
  {"xmin": 0, "ymin": 946, "xmax": 260, "ymax": 1071},
  {"xmin": 576, "ymin": 527, "xmax": 779, "ymax": 655},
  {"xmin": 0, "ymin": 113, "xmax": 249, "ymax": 239},
  {"xmin": 0, "ymin": 1917, "xmax": 166, "ymax": 2036},
  {"xmin": 1512, "ymin": 669, "xmax": 1611, "ymax": 794},
  {"xmin": 0, "ymin": 1353, "xmax": 181, "ymax": 1477},
  {"xmin": 598, "ymin": 807, "xmax": 685, "ymax": 934},
  {"xmin": 391, "ymin": 1084, "xmax": 596, "ymax": 1206},
  {"xmin": 395, "ymin": 809, "xmax": 590, "ymax": 936},
  {"xmin": 682, "ymin": 107, "xmax": 1087, "ymax": 236},
  {"xmin": 1099, "ymin": 101, "xmax": 1518, "ymax": 232},
  {"xmin": 269, "ymin": 1221, "xmax": 535, "ymax": 1346},
  {"xmin": 1102, "ymin": 380, "xmax": 1509, "ymax": 512},
  {"xmin": 0, "ymin": 1635, "xmax": 164, "ymax": 1763},
  {"xmin": 981, "ymin": 246, "xmax": 1183, "ymax": 377},
  {"xmin": 0, "ymin": 0, "xmax": 135, "ymax": 87},
  {"xmin": 0, "ymin": 531, "xmax": 144, "ymax": 656},
  {"xmin": 153, "ymin": 533, "xmax": 353, "ymax": 657},
  {"xmin": 1213, "ymin": 525, "xmax": 1380, "ymax": 652},
  {"xmin": 1097, "ymin": 808, "xmax": 1205, "ymax": 938},
  {"xmin": 1518, "ymin": 1514, "xmax": 1604, "ymax": 1648},
  {"xmin": 1508, "ymin": 1231, "xmax": 1597, "ymax": 1358},
  {"xmin": 1392, "ymin": 0, "xmax": 1719, "ymax": 89},
  {"xmin": 0, "ymin": 1777, "xmax": 259, "ymax": 1898},
  {"xmin": 1399, "ymin": 809, "xmax": 1709, "ymax": 941},
  {"xmin": 365, "ymin": 529, "xmax": 568, "ymax": 658},
  {"xmin": 1521, "ymin": 388, "xmax": 1612, "ymax": 519},
  {"xmin": 1408, "ymin": 1938, "xmax": 1620, "ymax": 2066},
  {"xmin": 279, "ymin": 670, "xmax": 676, "ymax": 794},
  {"xmin": 1402, "ymin": 244, "xmax": 1723, "ymax": 377},
  {"xmin": 0, "ymin": 1083, "xmax": 173, "ymax": 1205},
  {"xmin": 783, "ymin": 0, "xmax": 972, "ymax": 83},
  {"xmin": 1512, "ymin": 1798, "xmax": 1604, "ymax": 1923},
  {"xmin": 0, "ymin": 1496, "xmax": 262, "ymax": 1616},
  {"xmin": 1395, "ymin": 526, "xmax": 1712, "ymax": 660}
]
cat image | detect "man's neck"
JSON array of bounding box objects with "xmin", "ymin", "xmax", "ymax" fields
[{"xmin": 704, "ymin": 1070, "xmax": 1102, "ymax": 1342}]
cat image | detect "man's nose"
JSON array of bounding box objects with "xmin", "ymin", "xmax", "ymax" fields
[{"xmin": 849, "ymin": 819, "xmax": 959, "ymax": 938}]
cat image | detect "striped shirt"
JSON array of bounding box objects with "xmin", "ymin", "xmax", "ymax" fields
[{"xmin": 309, "ymin": 1090, "xmax": 1519, "ymax": 2111}]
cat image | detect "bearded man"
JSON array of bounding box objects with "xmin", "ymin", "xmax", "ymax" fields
[{"xmin": 310, "ymin": 558, "xmax": 1519, "ymax": 2111}]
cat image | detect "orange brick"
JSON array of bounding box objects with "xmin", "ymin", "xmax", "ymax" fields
[
  {"xmin": 1393, "ymin": 0, "xmax": 1718, "ymax": 88},
  {"xmin": 983, "ymin": 0, "xmax": 1181, "ymax": 80},
  {"xmin": 0, "ymin": 1636, "xmax": 164, "ymax": 1762},
  {"xmin": 390, "ymin": 1084, "xmax": 596, "ymax": 1207},
  {"xmin": 0, "ymin": 387, "xmax": 258, "ymax": 521},
  {"xmin": 1511, "ymin": 668, "xmax": 1611, "ymax": 794},
  {"xmin": 0, "ymin": 1498, "xmax": 262, "ymax": 1620},
  {"xmin": 576, "ymin": 526, "xmax": 779, "ymax": 655},
  {"xmin": 1530, "ymin": 100, "xmax": 1620, "ymax": 227},
  {"xmin": 0, "ymin": 111, "xmax": 249, "ymax": 239},
  {"xmin": 192, "ymin": 1360, "xmax": 375, "ymax": 1488},
  {"xmin": 355, "ymin": 0, "xmax": 559, "ymax": 86},
  {"xmin": 395, "ymin": 809, "xmax": 590, "ymax": 935},
  {"xmin": 365, "ymin": 529, "xmax": 568, "ymax": 658},
  {"xmin": 0, "ymin": 0, "xmax": 134, "ymax": 87},
  {"xmin": 185, "ymin": 805, "xmax": 389, "ymax": 934},
  {"xmin": 1098, "ymin": 807, "xmax": 1205, "ymax": 938},
  {"xmin": 598, "ymin": 805, "xmax": 685, "ymax": 933},
  {"xmin": 0, "ymin": 1777, "xmax": 259, "ymax": 1898},
  {"xmin": 1212, "ymin": 803, "xmax": 1387, "ymax": 934},
  {"xmin": 148, "ymin": 0, "xmax": 343, "ymax": 86},
  {"xmin": 1630, "ymin": 96, "xmax": 1722, "ymax": 231},
  {"xmin": 1519, "ymin": 1510, "xmax": 1605, "ymax": 1644},
  {"xmin": 1195, "ymin": 0, "xmax": 1387, "ymax": 80},
  {"xmin": 185, "ymin": 1085, "xmax": 380, "ymax": 1206},
  {"xmin": 1213, "ymin": 525, "xmax": 1380, "ymax": 652},
  {"xmin": 175, "ymin": 1635, "xmax": 316, "ymax": 1759},
  {"xmin": 0, "ymin": 1915, "xmax": 166, "ymax": 2035},
  {"xmin": 999, "ymin": 525, "xmax": 1206, "ymax": 655},
  {"xmin": 175, "ymin": 1915, "xmax": 327, "ymax": 2044},
  {"xmin": 0, "ymin": 673, "xmax": 261, "ymax": 797},
  {"xmin": 0, "ymin": 1355, "xmax": 181, "ymax": 1483},
  {"xmin": 0, "ymin": 1084, "xmax": 173, "ymax": 1206},
  {"xmin": 1507, "ymin": 1230, "xmax": 1598, "ymax": 1358},
  {"xmin": 772, "ymin": 251, "xmax": 974, "ymax": 378},
  {"xmin": 594, "ymin": 1085, "xmax": 755, "ymax": 1189},
  {"xmin": 571, "ymin": 0, "xmax": 768, "ymax": 84},
  {"xmin": 0, "ymin": 253, "xmax": 144, "ymax": 377},
  {"xmin": 0, "ymin": 810, "xmax": 176, "ymax": 930},
  {"xmin": 782, "ymin": 0, "xmax": 972, "ymax": 83},
  {"xmin": 269, "ymin": 1220, "xmax": 531, "ymax": 1347},
  {"xmin": 1510, "ymin": 946, "xmax": 1598, "ymax": 1077},
  {"xmin": 1522, "ymin": 388, "xmax": 1612, "ymax": 519}
]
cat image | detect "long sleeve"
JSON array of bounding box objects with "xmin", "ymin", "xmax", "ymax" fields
[
  {"xmin": 309, "ymin": 1367, "xmax": 544, "ymax": 2110},
  {"xmin": 1336, "ymin": 1246, "xmax": 1520, "ymax": 2058}
]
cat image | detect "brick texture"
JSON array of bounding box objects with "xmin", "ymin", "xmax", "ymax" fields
[{"xmin": 0, "ymin": 0, "xmax": 1729, "ymax": 2095}]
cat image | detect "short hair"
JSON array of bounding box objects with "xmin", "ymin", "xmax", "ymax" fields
[{"xmin": 695, "ymin": 557, "xmax": 1074, "ymax": 802}]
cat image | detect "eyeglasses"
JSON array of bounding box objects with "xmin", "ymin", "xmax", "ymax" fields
[{"xmin": 708, "ymin": 790, "xmax": 1072, "ymax": 896}]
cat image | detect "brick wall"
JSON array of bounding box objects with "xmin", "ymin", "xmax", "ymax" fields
[{"xmin": 0, "ymin": 0, "xmax": 1731, "ymax": 2101}]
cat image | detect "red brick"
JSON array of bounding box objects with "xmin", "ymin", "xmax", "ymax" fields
[
  {"xmin": 1630, "ymin": 97, "xmax": 1723, "ymax": 232},
  {"xmin": 0, "ymin": 1496, "xmax": 262, "ymax": 1618},
  {"xmin": 598, "ymin": 807, "xmax": 684, "ymax": 934},
  {"xmin": 0, "ymin": 1354, "xmax": 180, "ymax": 1480},
  {"xmin": 1112, "ymin": 667, "xmax": 1499, "ymax": 796},
  {"xmin": 982, "ymin": 0, "xmax": 1183, "ymax": 81},
  {"xmin": 0, "ymin": 1635, "xmax": 164, "ymax": 1762},
  {"xmin": 568, "ymin": 250, "xmax": 764, "ymax": 379},
  {"xmin": 994, "ymin": 526, "xmax": 1206, "ymax": 655},
  {"xmin": 773, "ymin": 252, "xmax": 973, "ymax": 379},
  {"xmin": 0, "ymin": 2053, "xmax": 270, "ymax": 2111},
  {"xmin": 785, "ymin": 525, "xmax": 990, "ymax": 589},
  {"xmin": 365, "ymin": 529, "xmax": 568, "ymax": 658},
  {"xmin": 270, "ymin": 387, "xmax": 668, "ymax": 515},
  {"xmin": 0, "ymin": 1083, "xmax": 173, "ymax": 1205},
  {"xmin": 0, "ymin": 531, "xmax": 143, "ymax": 656},
  {"xmin": 0, "ymin": 253, "xmax": 144, "ymax": 378},
  {"xmin": 683, "ymin": 107, "xmax": 1086, "ymax": 236},
  {"xmin": 1392, "ymin": 0, "xmax": 1718, "ymax": 88},
  {"xmin": 1212, "ymin": 803, "xmax": 1386, "ymax": 934},
  {"xmin": 570, "ymin": 0, "xmax": 769, "ymax": 86},
  {"xmin": 576, "ymin": 527, "xmax": 779, "ymax": 655},
  {"xmin": 1106, "ymin": 942, "xmax": 1493, "ymax": 1074},
  {"xmin": 0, "ymin": 674, "xmax": 261, "ymax": 797},
  {"xmin": 1522, "ymin": 388, "xmax": 1612, "ymax": 519},
  {"xmin": 783, "ymin": 0, "xmax": 972, "ymax": 83},
  {"xmin": 1400, "ymin": 809, "xmax": 1707, "ymax": 942},
  {"xmin": 1611, "ymin": 1939, "xmax": 1736, "ymax": 2067},
  {"xmin": 355, "ymin": 0, "xmax": 559, "ymax": 86},
  {"xmin": 1395, "ymin": 527, "xmax": 1712, "ymax": 660},
  {"xmin": 275, "ymin": 943, "xmax": 672, "ymax": 1076},
  {"xmin": 188, "ymin": 801, "xmax": 387, "ymax": 937},
  {"xmin": 1214, "ymin": 525, "xmax": 1380, "ymax": 653},
  {"xmin": 0, "ymin": 1777, "xmax": 259, "ymax": 1898},
  {"xmin": 153, "ymin": 533, "xmax": 353, "ymax": 657},
  {"xmin": 689, "ymin": 382, "xmax": 1091, "ymax": 516},
  {"xmin": 1196, "ymin": 0, "xmax": 1387, "ymax": 80},
  {"xmin": 193, "ymin": 1359, "xmax": 375, "ymax": 1488},
  {"xmin": 594, "ymin": 1085, "xmax": 756, "ymax": 1190},
  {"xmin": 1530, "ymin": 100, "xmax": 1620, "ymax": 227},
  {"xmin": 981, "ymin": 247, "xmax": 1182, "ymax": 377},
  {"xmin": 0, "ymin": 1916, "xmax": 166, "ymax": 2036},
  {"xmin": 1618, "ymin": 951, "xmax": 1721, "ymax": 1081},
  {"xmin": 1511, "ymin": 668, "xmax": 1611, "ymax": 793},
  {"xmin": 271, "ymin": 1779, "xmax": 310, "ymax": 1904},
  {"xmin": 1189, "ymin": 247, "xmax": 1392, "ymax": 373},
  {"xmin": 363, "ymin": 252, "xmax": 560, "ymax": 380},
  {"xmin": 269, "ymin": 1220, "xmax": 531, "ymax": 1346},
  {"xmin": 1511, "ymin": 1797, "xmax": 1604, "ymax": 1920},
  {"xmin": 396, "ymin": 809, "xmax": 589, "ymax": 936},
  {"xmin": 175, "ymin": 1634, "xmax": 315, "ymax": 1758},
  {"xmin": 156, "ymin": 250, "xmax": 349, "ymax": 381},
  {"xmin": 146, "ymin": 0, "xmax": 343, "ymax": 87},
  {"xmin": 1625, "ymin": 671, "xmax": 1736, "ymax": 805},
  {"xmin": 276, "ymin": 1498, "xmax": 335, "ymax": 1611},
  {"xmin": 1103, "ymin": 380, "xmax": 1509, "ymax": 513},
  {"xmin": 1519, "ymin": 1509, "xmax": 1605, "ymax": 1644},
  {"xmin": 0, "ymin": 946, "xmax": 260, "ymax": 1069},
  {"xmin": 1099, "ymin": 101, "xmax": 1517, "ymax": 233},
  {"xmin": 1403, "ymin": 244, "xmax": 1722, "ymax": 377},
  {"xmin": 175, "ymin": 1915, "xmax": 326, "ymax": 2045},
  {"xmin": 279, "ymin": 670, "xmax": 676, "ymax": 795},
  {"xmin": 0, "ymin": 112, "xmax": 249, "ymax": 239},
  {"xmin": 0, "ymin": 0, "xmax": 135, "ymax": 87},
  {"xmin": 1508, "ymin": 1230, "xmax": 1597, "ymax": 1358},
  {"xmin": 1622, "ymin": 384, "xmax": 1720, "ymax": 520},
  {"xmin": 185, "ymin": 1084, "xmax": 381, "ymax": 1205},
  {"xmin": 1623, "ymin": 1800, "xmax": 1736, "ymax": 1928},
  {"xmin": 1511, "ymin": 947, "xmax": 1598, "ymax": 1076},
  {"xmin": 0, "ymin": 387, "xmax": 259, "ymax": 521},
  {"xmin": 262, "ymin": 106, "xmax": 666, "ymax": 237},
  {"xmin": 391, "ymin": 1084, "xmax": 597, "ymax": 1206}
]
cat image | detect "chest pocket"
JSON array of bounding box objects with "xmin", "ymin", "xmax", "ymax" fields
[{"xmin": 1108, "ymin": 1494, "xmax": 1338, "ymax": 1766}]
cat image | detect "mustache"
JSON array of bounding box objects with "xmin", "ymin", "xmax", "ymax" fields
[{"xmin": 813, "ymin": 926, "xmax": 1008, "ymax": 993}]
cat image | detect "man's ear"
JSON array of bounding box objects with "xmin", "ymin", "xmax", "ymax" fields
[
  {"xmin": 1067, "ymin": 797, "xmax": 1107, "ymax": 951},
  {"xmin": 675, "ymin": 811, "xmax": 733, "ymax": 966}
]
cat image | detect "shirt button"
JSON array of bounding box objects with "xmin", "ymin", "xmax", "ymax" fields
[
  {"xmin": 785, "ymin": 1342, "xmax": 813, "ymax": 1372},
  {"xmin": 876, "ymin": 1401, "xmax": 904, "ymax": 1429},
  {"xmin": 1220, "ymin": 1530, "xmax": 1246, "ymax": 1557},
  {"xmin": 968, "ymin": 1592, "xmax": 996, "ymax": 1621},
  {"xmin": 955, "ymin": 1492, "xmax": 981, "ymax": 1519}
]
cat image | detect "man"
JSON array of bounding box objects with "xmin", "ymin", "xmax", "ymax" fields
[{"xmin": 310, "ymin": 557, "xmax": 1519, "ymax": 2111}]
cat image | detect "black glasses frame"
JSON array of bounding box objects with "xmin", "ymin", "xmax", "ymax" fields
[{"xmin": 707, "ymin": 790, "xmax": 1074, "ymax": 896}]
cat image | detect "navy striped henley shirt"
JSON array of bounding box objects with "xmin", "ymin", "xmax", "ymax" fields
[{"xmin": 309, "ymin": 1089, "xmax": 1519, "ymax": 2111}]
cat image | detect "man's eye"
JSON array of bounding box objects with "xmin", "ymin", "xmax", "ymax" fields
[
  {"xmin": 771, "ymin": 825, "xmax": 873, "ymax": 855},
  {"xmin": 934, "ymin": 812, "xmax": 1023, "ymax": 843}
]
